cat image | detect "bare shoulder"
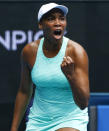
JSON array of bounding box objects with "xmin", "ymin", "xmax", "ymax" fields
[
  {"xmin": 67, "ymin": 39, "xmax": 88, "ymax": 61},
  {"xmin": 21, "ymin": 39, "xmax": 40, "ymax": 62}
]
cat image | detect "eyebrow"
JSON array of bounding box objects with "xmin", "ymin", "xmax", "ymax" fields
[{"xmin": 47, "ymin": 14, "xmax": 64, "ymax": 17}]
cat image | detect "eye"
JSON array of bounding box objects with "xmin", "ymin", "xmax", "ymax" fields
[
  {"xmin": 47, "ymin": 17, "xmax": 54, "ymax": 21},
  {"xmin": 60, "ymin": 17, "xmax": 65, "ymax": 21}
]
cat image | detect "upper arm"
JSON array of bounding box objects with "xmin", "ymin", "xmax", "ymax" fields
[
  {"xmin": 19, "ymin": 45, "xmax": 33, "ymax": 95},
  {"xmin": 73, "ymin": 43, "xmax": 89, "ymax": 93}
]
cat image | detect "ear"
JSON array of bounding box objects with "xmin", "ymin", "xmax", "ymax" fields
[{"xmin": 38, "ymin": 23, "xmax": 43, "ymax": 30}]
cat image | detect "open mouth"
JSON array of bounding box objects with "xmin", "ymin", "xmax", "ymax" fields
[{"xmin": 54, "ymin": 30, "xmax": 62, "ymax": 36}]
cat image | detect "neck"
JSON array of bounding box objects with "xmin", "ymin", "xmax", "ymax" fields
[{"xmin": 43, "ymin": 37, "xmax": 63, "ymax": 51}]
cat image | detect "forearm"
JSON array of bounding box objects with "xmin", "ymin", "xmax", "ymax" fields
[
  {"xmin": 11, "ymin": 90, "xmax": 32, "ymax": 131},
  {"xmin": 67, "ymin": 76, "xmax": 90, "ymax": 110}
]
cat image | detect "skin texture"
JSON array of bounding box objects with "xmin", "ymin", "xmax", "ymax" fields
[
  {"xmin": 56, "ymin": 128, "xmax": 79, "ymax": 131},
  {"xmin": 11, "ymin": 9, "xmax": 89, "ymax": 131}
]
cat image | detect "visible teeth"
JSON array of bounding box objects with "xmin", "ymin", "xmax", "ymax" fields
[{"xmin": 54, "ymin": 30, "xmax": 61, "ymax": 35}]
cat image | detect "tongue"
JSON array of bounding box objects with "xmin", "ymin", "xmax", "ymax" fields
[{"xmin": 54, "ymin": 30, "xmax": 61, "ymax": 35}]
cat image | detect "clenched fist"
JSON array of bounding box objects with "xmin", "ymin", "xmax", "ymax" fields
[{"xmin": 61, "ymin": 56, "xmax": 74, "ymax": 79}]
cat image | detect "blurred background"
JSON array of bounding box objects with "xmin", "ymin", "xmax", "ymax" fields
[{"xmin": 0, "ymin": 0, "xmax": 109, "ymax": 130}]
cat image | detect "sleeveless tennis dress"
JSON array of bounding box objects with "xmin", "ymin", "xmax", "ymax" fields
[{"xmin": 26, "ymin": 36, "xmax": 89, "ymax": 131}]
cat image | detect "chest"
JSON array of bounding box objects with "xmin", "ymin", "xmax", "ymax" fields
[{"xmin": 31, "ymin": 56, "xmax": 70, "ymax": 90}]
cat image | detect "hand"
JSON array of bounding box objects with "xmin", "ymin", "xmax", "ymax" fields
[{"xmin": 61, "ymin": 56, "xmax": 74, "ymax": 79}]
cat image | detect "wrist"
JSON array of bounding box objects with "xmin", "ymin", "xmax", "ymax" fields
[{"xmin": 66, "ymin": 74, "xmax": 74, "ymax": 82}]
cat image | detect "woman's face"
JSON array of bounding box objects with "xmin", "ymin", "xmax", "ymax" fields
[{"xmin": 39, "ymin": 9, "xmax": 67, "ymax": 40}]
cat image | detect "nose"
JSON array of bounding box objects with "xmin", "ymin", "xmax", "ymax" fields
[{"xmin": 54, "ymin": 18, "xmax": 61, "ymax": 26}]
